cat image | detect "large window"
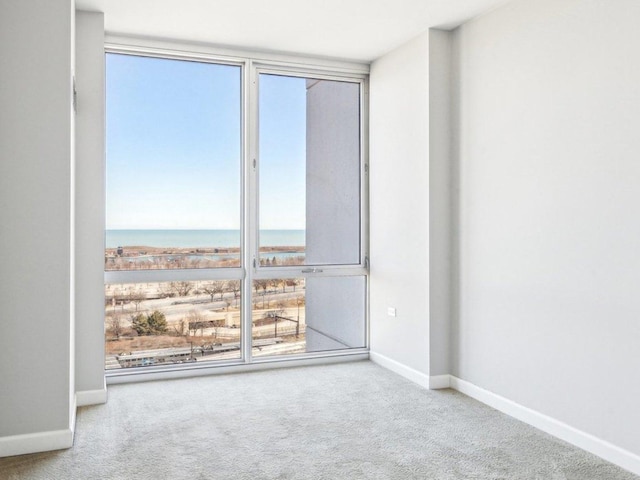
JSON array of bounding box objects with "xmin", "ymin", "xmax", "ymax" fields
[
  {"xmin": 105, "ymin": 51, "xmax": 367, "ymax": 372},
  {"xmin": 105, "ymin": 54, "xmax": 241, "ymax": 271}
]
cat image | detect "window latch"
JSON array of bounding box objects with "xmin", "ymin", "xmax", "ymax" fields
[{"xmin": 301, "ymin": 268, "xmax": 323, "ymax": 273}]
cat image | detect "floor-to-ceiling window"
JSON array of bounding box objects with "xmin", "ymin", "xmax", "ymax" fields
[{"xmin": 104, "ymin": 50, "xmax": 368, "ymax": 373}]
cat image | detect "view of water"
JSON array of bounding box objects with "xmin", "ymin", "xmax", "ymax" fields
[{"xmin": 105, "ymin": 229, "xmax": 305, "ymax": 249}]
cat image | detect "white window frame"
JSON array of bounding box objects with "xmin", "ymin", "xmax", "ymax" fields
[{"xmin": 103, "ymin": 37, "xmax": 370, "ymax": 380}]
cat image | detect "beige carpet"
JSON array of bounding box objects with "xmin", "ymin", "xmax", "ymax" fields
[{"xmin": 1, "ymin": 361, "xmax": 637, "ymax": 479}]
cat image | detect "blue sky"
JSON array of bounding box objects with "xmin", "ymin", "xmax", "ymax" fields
[{"xmin": 106, "ymin": 53, "xmax": 306, "ymax": 230}]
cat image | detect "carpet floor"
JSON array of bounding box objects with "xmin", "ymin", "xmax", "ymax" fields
[{"xmin": 1, "ymin": 361, "xmax": 637, "ymax": 479}]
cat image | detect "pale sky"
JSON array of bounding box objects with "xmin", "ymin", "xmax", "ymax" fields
[{"xmin": 106, "ymin": 53, "xmax": 306, "ymax": 230}]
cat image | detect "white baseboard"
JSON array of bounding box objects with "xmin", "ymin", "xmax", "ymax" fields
[
  {"xmin": 428, "ymin": 374, "xmax": 451, "ymax": 390},
  {"xmin": 0, "ymin": 429, "xmax": 73, "ymax": 458},
  {"xmin": 76, "ymin": 379, "xmax": 107, "ymax": 406},
  {"xmin": 369, "ymin": 352, "xmax": 430, "ymax": 389},
  {"xmin": 448, "ymin": 376, "xmax": 640, "ymax": 477}
]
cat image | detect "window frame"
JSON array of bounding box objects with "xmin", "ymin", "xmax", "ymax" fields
[
  {"xmin": 251, "ymin": 64, "xmax": 369, "ymax": 275},
  {"xmin": 103, "ymin": 40, "xmax": 369, "ymax": 378}
]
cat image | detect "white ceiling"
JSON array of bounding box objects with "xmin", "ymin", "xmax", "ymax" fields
[{"xmin": 75, "ymin": 0, "xmax": 510, "ymax": 62}]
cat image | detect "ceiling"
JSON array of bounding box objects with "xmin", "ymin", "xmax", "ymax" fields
[{"xmin": 75, "ymin": 0, "xmax": 510, "ymax": 62}]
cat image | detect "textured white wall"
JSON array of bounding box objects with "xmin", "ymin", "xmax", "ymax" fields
[
  {"xmin": 75, "ymin": 11, "xmax": 105, "ymax": 397},
  {"xmin": 369, "ymin": 32, "xmax": 430, "ymax": 374},
  {"xmin": 452, "ymin": 0, "xmax": 640, "ymax": 457},
  {"xmin": 0, "ymin": 0, "xmax": 75, "ymax": 439}
]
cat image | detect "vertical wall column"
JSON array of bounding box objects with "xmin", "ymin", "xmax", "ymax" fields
[
  {"xmin": 75, "ymin": 11, "xmax": 106, "ymax": 406},
  {"xmin": 369, "ymin": 32, "xmax": 431, "ymax": 382},
  {"xmin": 0, "ymin": 0, "xmax": 76, "ymax": 457},
  {"xmin": 368, "ymin": 29, "xmax": 453, "ymax": 387},
  {"xmin": 428, "ymin": 29, "xmax": 453, "ymax": 378}
]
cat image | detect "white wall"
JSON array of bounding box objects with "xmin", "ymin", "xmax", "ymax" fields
[
  {"xmin": 0, "ymin": 0, "xmax": 75, "ymax": 453},
  {"xmin": 75, "ymin": 11, "xmax": 106, "ymax": 403},
  {"xmin": 369, "ymin": 32, "xmax": 430, "ymax": 375},
  {"xmin": 452, "ymin": 0, "xmax": 640, "ymax": 458}
]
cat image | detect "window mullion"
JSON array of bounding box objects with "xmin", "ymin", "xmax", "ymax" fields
[{"xmin": 242, "ymin": 59, "xmax": 259, "ymax": 364}]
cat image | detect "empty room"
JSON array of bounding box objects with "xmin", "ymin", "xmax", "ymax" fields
[{"xmin": 1, "ymin": 0, "xmax": 639, "ymax": 478}]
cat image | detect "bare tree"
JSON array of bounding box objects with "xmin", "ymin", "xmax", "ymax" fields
[
  {"xmin": 268, "ymin": 279, "xmax": 281, "ymax": 295},
  {"xmin": 255, "ymin": 280, "xmax": 269, "ymax": 308},
  {"xmin": 109, "ymin": 315, "xmax": 123, "ymax": 339},
  {"xmin": 286, "ymin": 278, "xmax": 301, "ymax": 292},
  {"xmin": 170, "ymin": 281, "xmax": 193, "ymax": 297},
  {"xmin": 174, "ymin": 319, "xmax": 187, "ymax": 337},
  {"xmin": 226, "ymin": 280, "xmax": 241, "ymax": 307},
  {"xmin": 213, "ymin": 281, "xmax": 225, "ymax": 301},
  {"xmin": 188, "ymin": 309, "xmax": 206, "ymax": 337},
  {"xmin": 157, "ymin": 283, "xmax": 173, "ymax": 298},
  {"xmin": 202, "ymin": 281, "xmax": 225, "ymax": 302},
  {"xmin": 202, "ymin": 282, "xmax": 217, "ymax": 302},
  {"xmin": 128, "ymin": 288, "xmax": 146, "ymax": 312},
  {"xmin": 296, "ymin": 295, "xmax": 304, "ymax": 327}
]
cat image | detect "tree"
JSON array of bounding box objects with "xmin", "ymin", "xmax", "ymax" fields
[
  {"xmin": 188, "ymin": 310, "xmax": 205, "ymax": 337},
  {"xmin": 213, "ymin": 281, "xmax": 225, "ymax": 301},
  {"xmin": 174, "ymin": 319, "xmax": 186, "ymax": 337},
  {"xmin": 226, "ymin": 280, "xmax": 241, "ymax": 307},
  {"xmin": 131, "ymin": 313, "xmax": 149, "ymax": 336},
  {"xmin": 132, "ymin": 310, "xmax": 168, "ymax": 336},
  {"xmin": 202, "ymin": 281, "xmax": 225, "ymax": 302},
  {"xmin": 286, "ymin": 278, "xmax": 300, "ymax": 292},
  {"xmin": 108, "ymin": 315, "xmax": 123, "ymax": 339},
  {"xmin": 147, "ymin": 310, "xmax": 168, "ymax": 334},
  {"xmin": 202, "ymin": 282, "xmax": 216, "ymax": 302},
  {"xmin": 269, "ymin": 279, "xmax": 282, "ymax": 295},
  {"xmin": 128, "ymin": 288, "xmax": 145, "ymax": 312},
  {"xmin": 255, "ymin": 280, "xmax": 269, "ymax": 308},
  {"xmin": 170, "ymin": 281, "xmax": 192, "ymax": 297}
]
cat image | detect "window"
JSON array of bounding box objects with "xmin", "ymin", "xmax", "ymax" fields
[{"xmin": 105, "ymin": 50, "xmax": 368, "ymax": 372}]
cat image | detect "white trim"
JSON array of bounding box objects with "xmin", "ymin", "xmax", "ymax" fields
[
  {"xmin": 105, "ymin": 267, "xmax": 244, "ymax": 285},
  {"xmin": 428, "ymin": 374, "xmax": 451, "ymax": 390},
  {"xmin": 108, "ymin": 352, "xmax": 369, "ymax": 385},
  {"xmin": 70, "ymin": 394, "xmax": 76, "ymax": 436},
  {"xmin": 449, "ymin": 376, "xmax": 640, "ymax": 477},
  {"xmin": 76, "ymin": 379, "xmax": 107, "ymax": 406},
  {"xmin": 105, "ymin": 35, "xmax": 370, "ymax": 75},
  {"xmin": 0, "ymin": 429, "xmax": 73, "ymax": 458},
  {"xmin": 369, "ymin": 352, "xmax": 429, "ymax": 389}
]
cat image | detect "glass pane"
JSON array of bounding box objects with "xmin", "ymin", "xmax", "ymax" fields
[
  {"xmin": 251, "ymin": 276, "xmax": 365, "ymax": 357},
  {"xmin": 258, "ymin": 74, "xmax": 361, "ymax": 266},
  {"xmin": 105, "ymin": 54, "xmax": 241, "ymax": 271},
  {"xmin": 105, "ymin": 281, "xmax": 241, "ymax": 369}
]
